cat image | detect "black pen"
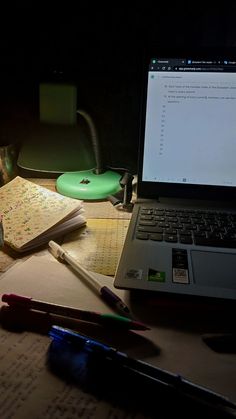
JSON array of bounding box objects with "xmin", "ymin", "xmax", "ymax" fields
[
  {"xmin": 49, "ymin": 326, "xmax": 236, "ymax": 415},
  {"xmin": 1, "ymin": 293, "xmax": 149, "ymax": 330}
]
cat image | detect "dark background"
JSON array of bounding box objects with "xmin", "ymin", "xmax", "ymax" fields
[{"xmin": 1, "ymin": 3, "xmax": 236, "ymax": 174}]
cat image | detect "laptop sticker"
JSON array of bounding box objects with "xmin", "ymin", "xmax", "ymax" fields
[
  {"xmin": 148, "ymin": 269, "xmax": 165, "ymax": 282},
  {"xmin": 172, "ymin": 249, "xmax": 189, "ymax": 284},
  {"xmin": 125, "ymin": 269, "xmax": 143, "ymax": 280}
]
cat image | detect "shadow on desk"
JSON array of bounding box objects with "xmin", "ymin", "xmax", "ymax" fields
[{"xmin": 129, "ymin": 291, "xmax": 236, "ymax": 334}]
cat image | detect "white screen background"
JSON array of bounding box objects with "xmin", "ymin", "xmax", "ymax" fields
[{"xmin": 142, "ymin": 71, "xmax": 236, "ymax": 187}]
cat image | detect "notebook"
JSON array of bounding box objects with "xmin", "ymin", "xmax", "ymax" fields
[{"xmin": 114, "ymin": 50, "xmax": 236, "ymax": 301}]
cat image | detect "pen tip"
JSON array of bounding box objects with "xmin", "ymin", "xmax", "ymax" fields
[
  {"xmin": 101, "ymin": 314, "xmax": 150, "ymax": 330},
  {"xmin": 132, "ymin": 320, "xmax": 151, "ymax": 331}
]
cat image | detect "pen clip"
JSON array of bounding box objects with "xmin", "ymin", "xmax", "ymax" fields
[{"xmin": 49, "ymin": 326, "xmax": 86, "ymax": 349}]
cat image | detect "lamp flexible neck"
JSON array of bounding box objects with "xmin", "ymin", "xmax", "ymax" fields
[{"xmin": 77, "ymin": 109, "xmax": 104, "ymax": 174}]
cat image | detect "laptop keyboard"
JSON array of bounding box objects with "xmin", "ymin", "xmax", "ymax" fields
[{"xmin": 136, "ymin": 207, "xmax": 236, "ymax": 248}]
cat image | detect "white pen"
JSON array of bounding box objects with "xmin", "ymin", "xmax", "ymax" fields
[{"xmin": 48, "ymin": 241, "xmax": 131, "ymax": 318}]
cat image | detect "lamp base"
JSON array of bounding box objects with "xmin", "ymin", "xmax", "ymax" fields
[{"xmin": 56, "ymin": 169, "xmax": 121, "ymax": 200}]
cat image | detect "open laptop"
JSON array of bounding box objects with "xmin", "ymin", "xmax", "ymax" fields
[{"xmin": 114, "ymin": 50, "xmax": 236, "ymax": 301}]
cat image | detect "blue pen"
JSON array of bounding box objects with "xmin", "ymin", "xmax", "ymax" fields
[{"xmin": 48, "ymin": 326, "xmax": 236, "ymax": 417}]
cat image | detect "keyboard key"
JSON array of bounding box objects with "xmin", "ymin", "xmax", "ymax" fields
[
  {"xmin": 149, "ymin": 233, "xmax": 163, "ymax": 241},
  {"xmin": 136, "ymin": 206, "xmax": 236, "ymax": 248}
]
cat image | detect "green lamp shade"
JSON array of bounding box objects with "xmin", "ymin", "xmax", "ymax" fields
[{"xmin": 56, "ymin": 169, "xmax": 121, "ymax": 200}]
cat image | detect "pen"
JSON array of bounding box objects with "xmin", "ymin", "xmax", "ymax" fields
[
  {"xmin": 1, "ymin": 293, "xmax": 149, "ymax": 330},
  {"xmin": 49, "ymin": 326, "xmax": 236, "ymax": 416},
  {"xmin": 49, "ymin": 240, "xmax": 131, "ymax": 318}
]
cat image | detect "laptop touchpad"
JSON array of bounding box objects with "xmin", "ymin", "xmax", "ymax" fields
[{"xmin": 191, "ymin": 251, "xmax": 236, "ymax": 289}]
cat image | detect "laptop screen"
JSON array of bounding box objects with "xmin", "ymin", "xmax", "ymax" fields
[{"xmin": 139, "ymin": 56, "xmax": 236, "ymax": 200}]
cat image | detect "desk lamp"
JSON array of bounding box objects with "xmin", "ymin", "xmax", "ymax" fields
[
  {"xmin": 56, "ymin": 109, "xmax": 121, "ymax": 200},
  {"xmin": 17, "ymin": 82, "xmax": 121, "ymax": 200}
]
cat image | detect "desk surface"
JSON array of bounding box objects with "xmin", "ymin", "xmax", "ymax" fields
[{"xmin": 0, "ymin": 179, "xmax": 236, "ymax": 418}]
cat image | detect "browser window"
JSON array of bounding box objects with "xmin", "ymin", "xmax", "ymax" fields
[{"xmin": 142, "ymin": 58, "xmax": 236, "ymax": 187}]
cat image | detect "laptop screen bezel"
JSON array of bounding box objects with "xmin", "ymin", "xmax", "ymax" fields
[{"xmin": 137, "ymin": 47, "xmax": 236, "ymax": 202}]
